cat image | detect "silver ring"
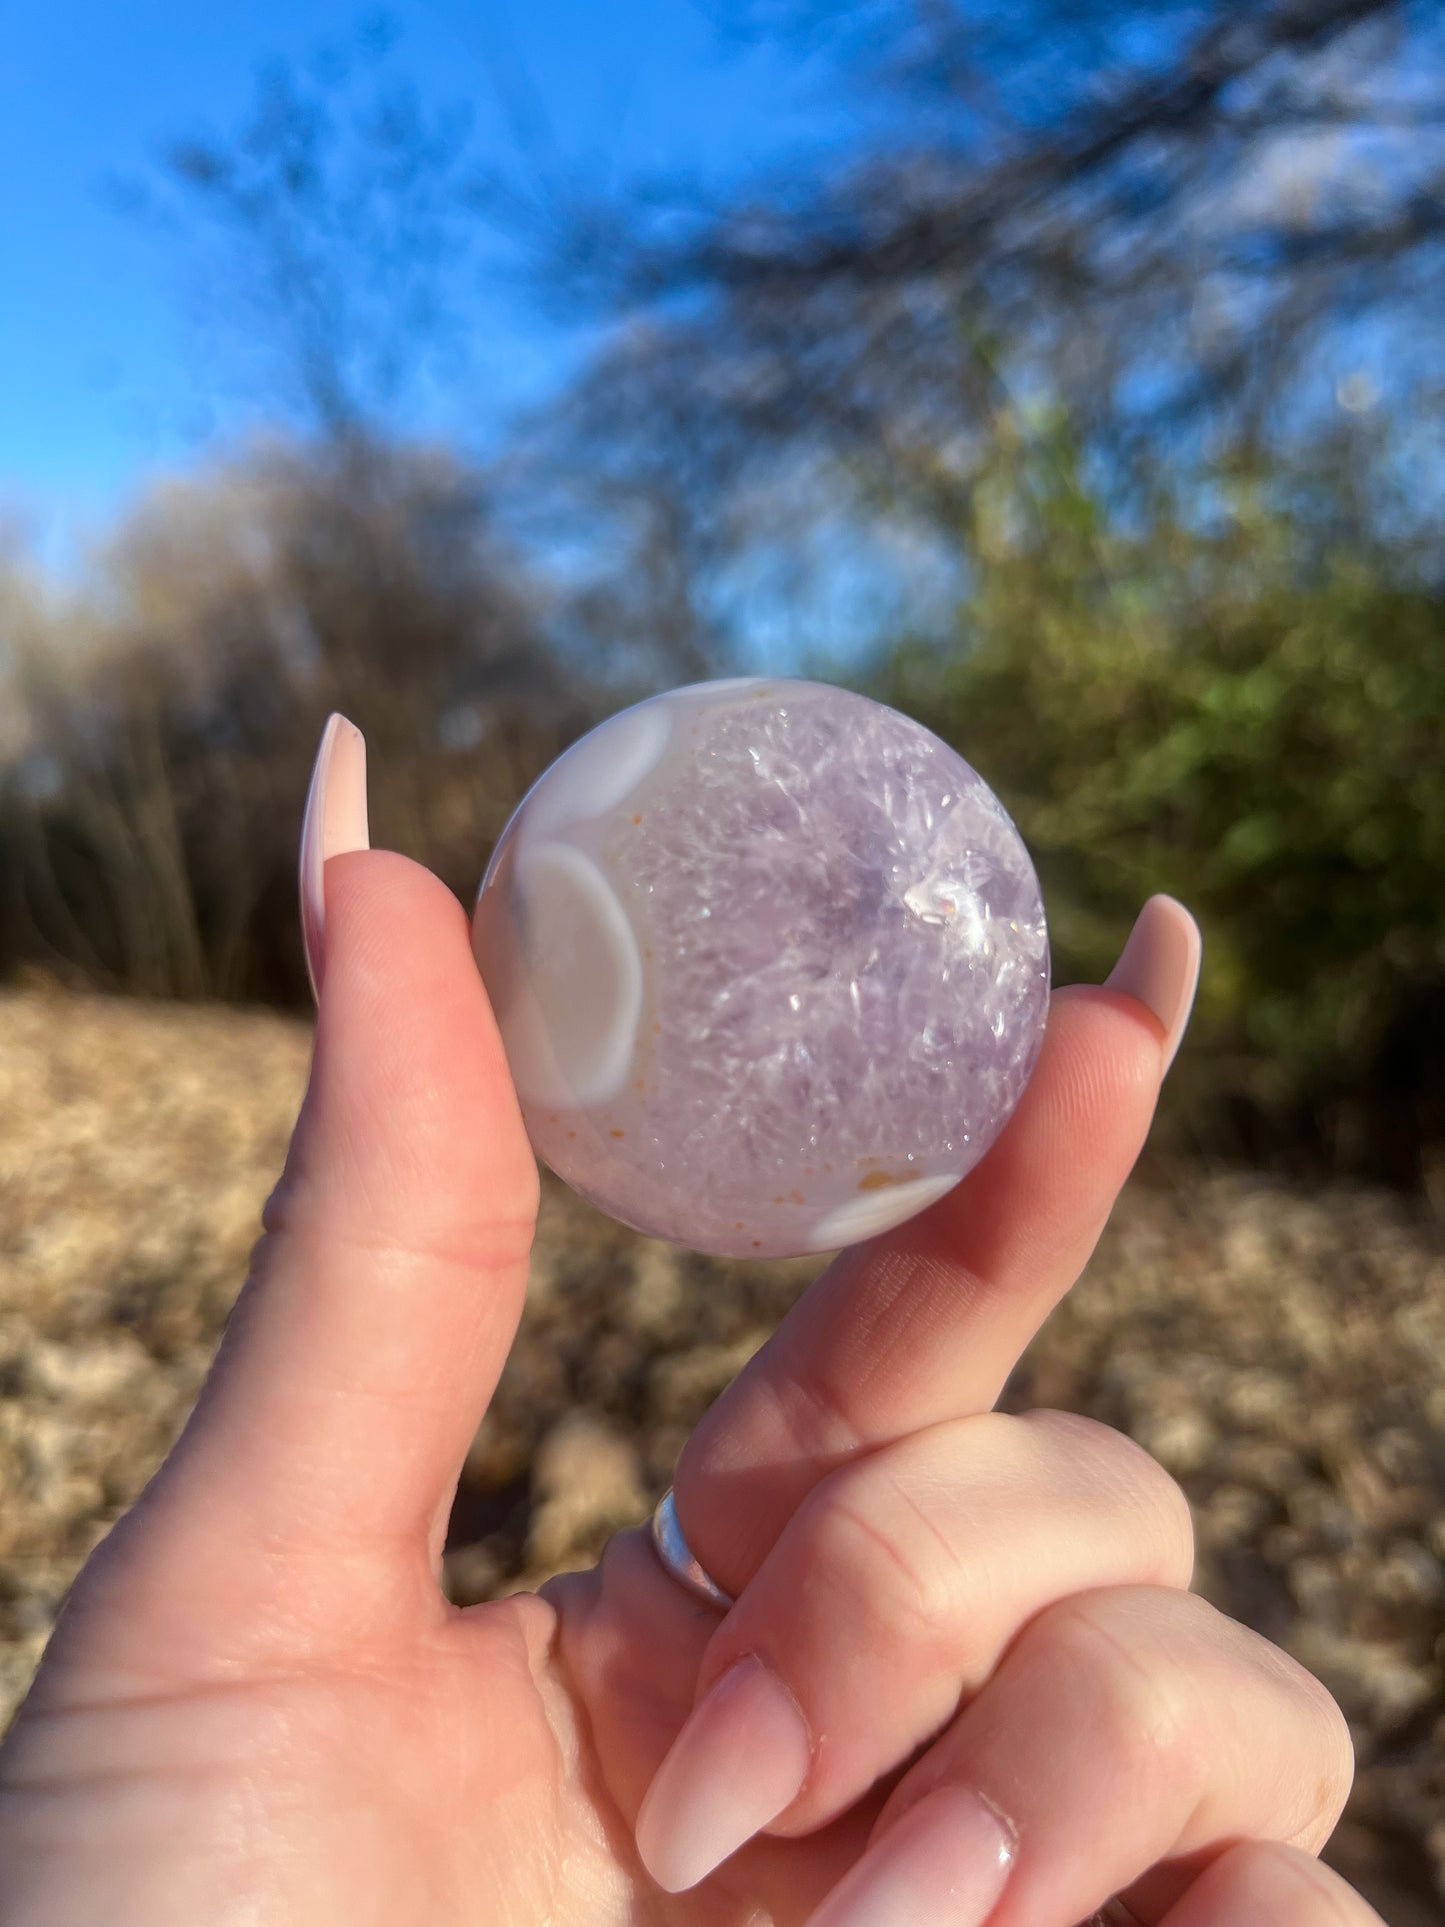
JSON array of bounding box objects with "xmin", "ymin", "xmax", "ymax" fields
[{"xmin": 650, "ymin": 1488, "xmax": 734, "ymax": 1609}]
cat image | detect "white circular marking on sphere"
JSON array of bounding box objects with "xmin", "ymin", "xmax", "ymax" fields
[
  {"xmin": 520, "ymin": 702, "xmax": 672, "ymax": 839},
  {"xmin": 501, "ymin": 841, "xmax": 643, "ymax": 1109},
  {"xmin": 809, "ymin": 1172, "xmax": 961, "ymax": 1250}
]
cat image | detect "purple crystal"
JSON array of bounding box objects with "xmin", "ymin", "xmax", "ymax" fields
[{"xmin": 472, "ymin": 678, "xmax": 1050, "ymax": 1257}]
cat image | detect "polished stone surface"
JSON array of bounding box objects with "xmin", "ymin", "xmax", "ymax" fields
[{"xmin": 472, "ymin": 678, "xmax": 1049, "ymax": 1257}]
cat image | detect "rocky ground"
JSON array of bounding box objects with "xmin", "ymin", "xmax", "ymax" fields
[{"xmin": 0, "ymin": 986, "xmax": 1440, "ymax": 1923}]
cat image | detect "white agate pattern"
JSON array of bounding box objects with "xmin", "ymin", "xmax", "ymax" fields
[{"xmin": 472, "ymin": 678, "xmax": 1050, "ymax": 1258}]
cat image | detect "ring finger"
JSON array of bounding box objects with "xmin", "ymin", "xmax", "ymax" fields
[{"xmin": 802, "ymin": 1584, "xmax": 1353, "ymax": 1927}]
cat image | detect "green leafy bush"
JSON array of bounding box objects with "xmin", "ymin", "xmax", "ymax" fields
[{"xmin": 872, "ymin": 425, "xmax": 1445, "ymax": 1183}]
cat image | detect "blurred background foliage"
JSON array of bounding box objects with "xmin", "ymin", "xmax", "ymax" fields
[
  {"xmin": 0, "ymin": 438, "xmax": 599, "ymax": 1002},
  {"xmin": 1, "ymin": 0, "xmax": 1442, "ymax": 1188},
  {"xmin": 872, "ymin": 418, "xmax": 1445, "ymax": 1185}
]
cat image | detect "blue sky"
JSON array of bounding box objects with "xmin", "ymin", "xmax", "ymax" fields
[{"xmin": 1, "ymin": 0, "xmax": 840, "ymax": 572}]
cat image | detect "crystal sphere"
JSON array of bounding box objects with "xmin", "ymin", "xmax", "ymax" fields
[{"xmin": 472, "ymin": 678, "xmax": 1049, "ymax": 1258}]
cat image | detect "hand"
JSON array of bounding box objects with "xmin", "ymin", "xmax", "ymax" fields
[{"xmin": 0, "ymin": 718, "xmax": 1381, "ymax": 1926}]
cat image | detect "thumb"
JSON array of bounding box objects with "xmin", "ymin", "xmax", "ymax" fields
[{"xmin": 125, "ymin": 721, "xmax": 540, "ymax": 1627}]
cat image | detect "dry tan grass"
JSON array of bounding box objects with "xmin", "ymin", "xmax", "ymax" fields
[{"xmin": 0, "ymin": 987, "xmax": 1440, "ymax": 1922}]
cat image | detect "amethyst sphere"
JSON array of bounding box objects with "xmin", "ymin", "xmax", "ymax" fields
[{"xmin": 472, "ymin": 678, "xmax": 1049, "ymax": 1258}]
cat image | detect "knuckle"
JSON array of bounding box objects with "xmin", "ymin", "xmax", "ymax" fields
[
  {"xmin": 806, "ymin": 1457, "xmax": 971, "ymax": 1654},
  {"xmin": 1024, "ymin": 1410, "xmax": 1196, "ymax": 1587},
  {"xmin": 1026, "ymin": 1591, "xmax": 1356, "ymax": 1854},
  {"xmin": 1269, "ymin": 1652, "xmax": 1356, "ymax": 1843},
  {"xmin": 1217, "ymin": 1610, "xmax": 1356, "ymax": 1787},
  {"xmin": 1105, "ymin": 1433, "xmax": 1196, "ymax": 1585},
  {"xmin": 1216, "ymin": 1630, "xmax": 1356, "ymax": 1849},
  {"xmin": 1020, "ymin": 1591, "xmax": 1196, "ymax": 1789}
]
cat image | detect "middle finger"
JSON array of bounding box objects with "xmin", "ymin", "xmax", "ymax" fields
[
  {"xmin": 636, "ymin": 1408, "xmax": 1194, "ymax": 1891},
  {"xmin": 675, "ymin": 897, "xmax": 1201, "ymax": 1596}
]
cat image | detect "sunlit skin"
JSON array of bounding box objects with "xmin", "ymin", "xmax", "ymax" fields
[{"xmin": 0, "ymin": 846, "xmax": 1382, "ymax": 1927}]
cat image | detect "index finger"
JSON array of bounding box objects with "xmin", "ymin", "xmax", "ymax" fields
[{"xmin": 674, "ymin": 897, "xmax": 1201, "ymax": 1598}]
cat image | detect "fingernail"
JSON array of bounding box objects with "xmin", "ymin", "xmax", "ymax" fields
[
  {"xmin": 299, "ymin": 714, "xmax": 370, "ymax": 1002},
  {"xmin": 804, "ymin": 1788, "xmax": 1015, "ymax": 1927},
  {"xmin": 635, "ymin": 1656, "xmax": 811, "ymax": 1893},
  {"xmin": 1104, "ymin": 894, "xmax": 1202, "ymax": 1074}
]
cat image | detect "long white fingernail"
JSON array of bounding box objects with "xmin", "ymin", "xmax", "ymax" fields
[
  {"xmin": 804, "ymin": 1788, "xmax": 1015, "ymax": 1927},
  {"xmin": 635, "ymin": 1657, "xmax": 811, "ymax": 1893},
  {"xmin": 299, "ymin": 714, "xmax": 370, "ymax": 1001},
  {"xmin": 1104, "ymin": 895, "xmax": 1202, "ymax": 1075}
]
